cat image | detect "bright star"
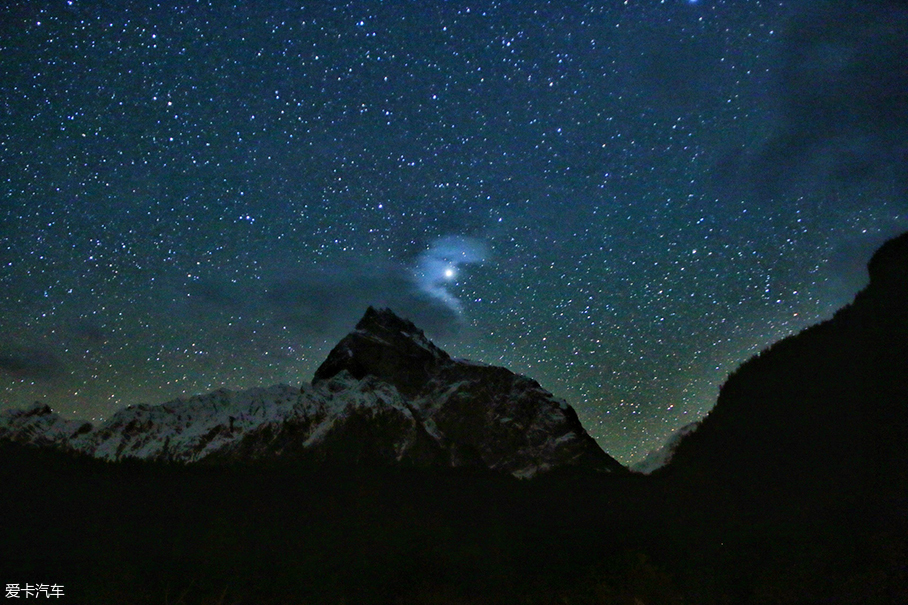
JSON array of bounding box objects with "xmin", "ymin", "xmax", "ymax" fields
[{"xmin": 412, "ymin": 236, "xmax": 487, "ymax": 316}]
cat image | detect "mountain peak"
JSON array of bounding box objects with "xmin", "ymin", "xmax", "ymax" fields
[
  {"xmin": 356, "ymin": 306, "xmax": 421, "ymax": 335},
  {"xmin": 312, "ymin": 307, "xmax": 449, "ymax": 396},
  {"xmin": 309, "ymin": 307, "xmax": 625, "ymax": 476},
  {"xmin": 24, "ymin": 402, "xmax": 54, "ymax": 417}
]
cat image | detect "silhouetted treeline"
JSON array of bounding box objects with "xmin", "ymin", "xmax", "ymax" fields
[{"xmin": 0, "ymin": 442, "xmax": 668, "ymax": 604}]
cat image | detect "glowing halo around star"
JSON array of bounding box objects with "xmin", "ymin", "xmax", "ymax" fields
[{"xmin": 413, "ymin": 236, "xmax": 487, "ymax": 315}]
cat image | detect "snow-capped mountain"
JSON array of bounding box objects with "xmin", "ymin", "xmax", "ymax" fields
[
  {"xmin": 0, "ymin": 307, "xmax": 625, "ymax": 478},
  {"xmin": 629, "ymin": 422, "xmax": 699, "ymax": 475}
]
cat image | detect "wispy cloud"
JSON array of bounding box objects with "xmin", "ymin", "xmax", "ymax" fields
[
  {"xmin": 413, "ymin": 236, "xmax": 488, "ymax": 316},
  {"xmin": 0, "ymin": 347, "xmax": 65, "ymax": 381}
]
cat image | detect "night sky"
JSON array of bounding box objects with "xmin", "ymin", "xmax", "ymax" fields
[{"xmin": 2, "ymin": 1, "xmax": 907, "ymax": 464}]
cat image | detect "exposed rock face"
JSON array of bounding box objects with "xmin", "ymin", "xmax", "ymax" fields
[
  {"xmin": 313, "ymin": 306, "xmax": 450, "ymax": 398},
  {"xmin": 0, "ymin": 307, "xmax": 626, "ymax": 478},
  {"xmin": 313, "ymin": 307, "xmax": 625, "ymax": 476}
]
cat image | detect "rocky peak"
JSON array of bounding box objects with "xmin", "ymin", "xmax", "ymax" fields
[
  {"xmin": 313, "ymin": 306, "xmax": 450, "ymax": 397},
  {"xmin": 23, "ymin": 402, "xmax": 55, "ymax": 418},
  {"xmin": 313, "ymin": 307, "xmax": 627, "ymax": 476},
  {"xmin": 356, "ymin": 306, "xmax": 426, "ymax": 339}
]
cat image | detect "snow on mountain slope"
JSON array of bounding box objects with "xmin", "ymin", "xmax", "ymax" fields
[
  {"xmin": 73, "ymin": 384, "xmax": 306, "ymax": 462},
  {"xmin": 0, "ymin": 402, "xmax": 90, "ymax": 447}
]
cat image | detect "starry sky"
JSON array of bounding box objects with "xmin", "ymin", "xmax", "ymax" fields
[{"xmin": 2, "ymin": 0, "xmax": 907, "ymax": 464}]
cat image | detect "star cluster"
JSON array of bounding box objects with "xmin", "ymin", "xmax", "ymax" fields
[{"xmin": 2, "ymin": 1, "xmax": 906, "ymax": 463}]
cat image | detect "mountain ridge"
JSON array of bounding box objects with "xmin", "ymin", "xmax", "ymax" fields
[
  {"xmin": 0, "ymin": 307, "xmax": 625, "ymax": 478},
  {"xmin": 657, "ymin": 230, "xmax": 908, "ymax": 530}
]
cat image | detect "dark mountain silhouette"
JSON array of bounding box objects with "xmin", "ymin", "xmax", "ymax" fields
[
  {"xmin": 668, "ymin": 230, "xmax": 908, "ymax": 493},
  {"xmin": 652, "ymin": 230, "xmax": 908, "ymax": 602}
]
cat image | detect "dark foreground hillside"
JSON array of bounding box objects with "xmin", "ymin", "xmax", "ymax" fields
[
  {"xmin": 657, "ymin": 230, "xmax": 908, "ymax": 603},
  {"xmin": 0, "ymin": 443, "xmax": 672, "ymax": 604},
  {"xmin": 2, "ymin": 430, "xmax": 903, "ymax": 604}
]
